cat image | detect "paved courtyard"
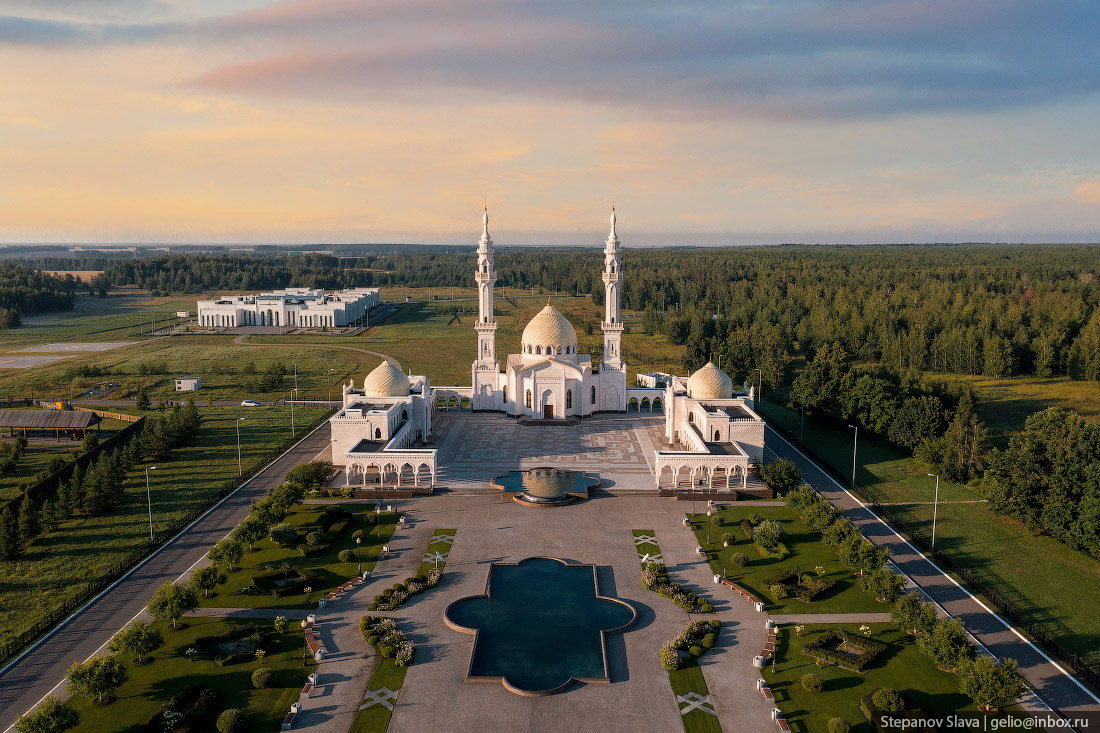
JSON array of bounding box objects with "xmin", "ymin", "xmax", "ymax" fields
[{"xmin": 295, "ymin": 492, "xmax": 777, "ymax": 733}]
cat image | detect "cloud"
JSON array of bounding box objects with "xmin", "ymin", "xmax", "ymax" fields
[{"xmin": 1075, "ymin": 180, "xmax": 1100, "ymax": 205}]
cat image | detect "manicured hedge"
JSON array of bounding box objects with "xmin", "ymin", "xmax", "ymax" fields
[
  {"xmin": 194, "ymin": 622, "xmax": 277, "ymax": 666},
  {"xmin": 802, "ymin": 629, "xmax": 886, "ymax": 672},
  {"xmin": 250, "ymin": 565, "xmax": 321, "ymax": 597}
]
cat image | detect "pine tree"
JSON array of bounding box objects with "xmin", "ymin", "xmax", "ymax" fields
[
  {"xmin": 40, "ymin": 499, "xmax": 59, "ymax": 534},
  {"xmin": 0, "ymin": 507, "xmax": 24, "ymax": 559},
  {"xmin": 17, "ymin": 496, "xmax": 40, "ymax": 544}
]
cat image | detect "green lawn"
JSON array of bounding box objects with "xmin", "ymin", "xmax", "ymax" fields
[
  {"xmin": 66, "ymin": 616, "xmax": 311, "ymax": 733},
  {"xmin": 668, "ymin": 660, "xmax": 721, "ymax": 733},
  {"xmin": 416, "ymin": 528, "xmax": 456, "ymax": 577},
  {"xmin": 0, "ymin": 405, "xmax": 330, "ymax": 659},
  {"xmin": 758, "ymin": 398, "xmax": 1100, "ymax": 669},
  {"xmin": 763, "ymin": 623, "xmax": 1029, "ymax": 733},
  {"xmin": 0, "ymin": 445, "xmax": 78, "ymax": 502},
  {"xmin": 689, "ymin": 506, "xmax": 886, "ymax": 615},
  {"xmin": 348, "ymin": 657, "xmax": 408, "ymax": 733},
  {"xmin": 200, "ymin": 504, "xmax": 399, "ymax": 611}
]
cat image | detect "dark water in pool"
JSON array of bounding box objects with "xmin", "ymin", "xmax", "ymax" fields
[
  {"xmin": 494, "ymin": 468, "xmax": 587, "ymax": 499},
  {"xmin": 445, "ymin": 558, "xmax": 634, "ymax": 693}
]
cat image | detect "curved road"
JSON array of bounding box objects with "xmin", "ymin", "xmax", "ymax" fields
[
  {"xmin": 0, "ymin": 425, "xmax": 333, "ymax": 731},
  {"xmin": 765, "ymin": 426, "xmax": 1100, "ymax": 729}
]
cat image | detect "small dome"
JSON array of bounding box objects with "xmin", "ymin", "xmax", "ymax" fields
[
  {"xmin": 363, "ymin": 358, "xmax": 409, "ymax": 397},
  {"xmin": 521, "ymin": 302, "xmax": 578, "ymax": 355},
  {"xmin": 687, "ymin": 362, "xmax": 733, "ymax": 400}
]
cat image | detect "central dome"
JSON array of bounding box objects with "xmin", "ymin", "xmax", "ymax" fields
[
  {"xmin": 363, "ymin": 358, "xmax": 409, "ymax": 397},
  {"xmin": 687, "ymin": 362, "xmax": 733, "ymax": 400},
  {"xmin": 521, "ymin": 303, "xmax": 578, "ymax": 355}
]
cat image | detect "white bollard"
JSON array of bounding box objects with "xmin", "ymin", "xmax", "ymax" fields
[
  {"xmin": 308, "ymin": 672, "xmax": 317, "ymax": 685},
  {"xmin": 307, "ymin": 614, "xmax": 316, "ymax": 625},
  {"xmin": 756, "ymin": 678, "xmax": 766, "ymax": 690},
  {"xmin": 772, "ymin": 708, "xmax": 781, "ymax": 721},
  {"xmin": 754, "ymin": 601, "xmax": 765, "ymax": 613},
  {"xmin": 713, "ymin": 574, "xmax": 721, "ymax": 584},
  {"xmin": 752, "ymin": 655, "xmax": 765, "ymax": 668},
  {"xmin": 766, "ymin": 619, "xmax": 775, "ymax": 629},
  {"xmin": 683, "ymin": 517, "xmax": 690, "ymax": 527}
]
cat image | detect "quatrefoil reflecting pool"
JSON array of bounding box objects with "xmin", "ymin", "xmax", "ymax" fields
[{"xmin": 443, "ymin": 557, "xmax": 636, "ymax": 695}]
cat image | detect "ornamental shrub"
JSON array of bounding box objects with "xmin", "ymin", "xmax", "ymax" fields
[
  {"xmin": 701, "ymin": 633, "xmax": 716, "ymax": 649},
  {"xmin": 305, "ymin": 531, "xmax": 323, "ymax": 547},
  {"xmin": 710, "ymin": 514, "xmax": 724, "ymax": 527},
  {"xmin": 379, "ymin": 645, "xmax": 395, "ymax": 659},
  {"xmin": 338, "ymin": 549, "xmax": 353, "ymax": 563},
  {"xmin": 216, "ymin": 709, "xmax": 245, "ymax": 733},
  {"xmin": 708, "ymin": 619, "xmax": 721, "ymax": 630},
  {"xmin": 364, "ymin": 513, "xmax": 378, "ymax": 526},
  {"xmin": 268, "ymin": 524, "xmax": 297, "ymax": 546},
  {"xmin": 828, "ymin": 719, "xmax": 851, "ymax": 733},
  {"xmin": 730, "ymin": 552, "xmax": 748, "ymax": 567},
  {"xmin": 801, "ymin": 673, "xmax": 824, "ymax": 692},
  {"xmin": 351, "ymin": 529, "xmax": 366, "ymax": 542},
  {"xmin": 689, "ymin": 645, "xmax": 703, "ymax": 657},
  {"xmin": 661, "ymin": 644, "xmax": 681, "ymax": 671},
  {"xmin": 251, "ymin": 667, "xmax": 273, "ymax": 689},
  {"xmin": 871, "ymin": 688, "xmax": 906, "ymax": 714},
  {"xmin": 698, "ymin": 601, "xmax": 713, "ymax": 613}
]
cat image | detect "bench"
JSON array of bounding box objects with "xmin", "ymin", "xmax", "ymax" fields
[
  {"xmin": 301, "ymin": 683, "xmax": 312, "ymax": 699},
  {"xmin": 777, "ymin": 719, "xmax": 790, "ymax": 731},
  {"xmin": 281, "ymin": 710, "xmax": 297, "ymax": 730},
  {"xmin": 761, "ymin": 687, "xmax": 773, "ymax": 700}
]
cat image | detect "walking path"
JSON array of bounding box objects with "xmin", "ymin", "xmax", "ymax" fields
[
  {"xmin": 765, "ymin": 426, "xmax": 1100, "ymax": 728},
  {"xmin": 0, "ymin": 424, "xmax": 334, "ymax": 732}
]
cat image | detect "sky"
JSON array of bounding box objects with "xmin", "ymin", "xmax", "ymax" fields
[{"xmin": 1, "ymin": 0, "xmax": 1100, "ymax": 246}]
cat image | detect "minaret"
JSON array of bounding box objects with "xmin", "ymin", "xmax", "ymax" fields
[
  {"xmin": 601, "ymin": 202, "xmax": 624, "ymax": 370},
  {"xmin": 472, "ymin": 203, "xmax": 500, "ymax": 410}
]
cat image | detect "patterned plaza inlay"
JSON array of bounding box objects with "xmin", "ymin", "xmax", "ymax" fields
[{"xmin": 676, "ymin": 691, "xmax": 718, "ymax": 716}]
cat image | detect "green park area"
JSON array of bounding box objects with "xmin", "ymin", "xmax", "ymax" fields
[
  {"xmin": 763, "ymin": 623, "xmax": 1028, "ymax": 733},
  {"xmin": 64, "ymin": 616, "xmax": 310, "ymax": 733},
  {"xmin": 0, "ymin": 405, "xmax": 330, "ymax": 662},
  {"xmin": 689, "ymin": 505, "xmax": 885, "ymax": 615},
  {"xmin": 198, "ymin": 503, "xmax": 400, "ymax": 610},
  {"xmin": 758, "ymin": 397, "xmax": 1100, "ymax": 670}
]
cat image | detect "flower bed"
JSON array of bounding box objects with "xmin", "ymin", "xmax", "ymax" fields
[
  {"xmin": 194, "ymin": 622, "xmax": 277, "ymax": 666},
  {"xmin": 642, "ymin": 561, "xmax": 714, "ymax": 613},
  {"xmin": 367, "ymin": 569, "xmax": 441, "ymax": 611},
  {"xmin": 802, "ymin": 628, "xmax": 886, "ymax": 672},
  {"xmin": 139, "ymin": 683, "xmax": 220, "ymax": 733},
  {"xmin": 250, "ymin": 565, "xmax": 322, "ymax": 598},
  {"xmin": 763, "ymin": 568, "xmax": 837, "ymax": 603},
  {"xmin": 359, "ymin": 616, "xmax": 415, "ymax": 667},
  {"xmin": 661, "ymin": 619, "xmax": 722, "ymax": 671}
]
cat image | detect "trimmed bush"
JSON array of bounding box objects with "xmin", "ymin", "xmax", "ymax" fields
[
  {"xmin": 216, "ymin": 709, "xmax": 245, "ymax": 733},
  {"xmin": 701, "ymin": 633, "xmax": 716, "ymax": 649},
  {"xmin": 379, "ymin": 645, "xmax": 395, "ymax": 659},
  {"xmin": 689, "ymin": 645, "xmax": 703, "ymax": 657},
  {"xmin": 710, "ymin": 514, "xmax": 724, "ymax": 527},
  {"xmin": 802, "ymin": 629, "xmax": 886, "ymax": 672},
  {"xmin": 252, "ymin": 667, "xmax": 273, "ymax": 689},
  {"xmin": 801, "ymin": 673, "xmax": 824, "ymax": 692},
  {"xmin": 338, "ymin": 549, "xmax": 353, "ymax": 563},
  {"xmin": 828, "ymin": 718, "xmax": 851, "ymax": 733},
  {"xmin": 872, "ymin": 687, "xmax": 906, "ymax": 713},
  {"xmin": 729, "ymin": 552, "xmax": 748, "ymax": 567}
]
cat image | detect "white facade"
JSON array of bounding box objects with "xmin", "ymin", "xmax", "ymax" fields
[
  {"xmin": 197, "ymin": 287, "xmax": 379, "ymax": 329},
  {"xmin": 470, "ymin": 206, "xmax": 627, "ymax": 419},
  {"xmin": 174, "ymin": 377, "xmax": 201, "ymax": 391}
]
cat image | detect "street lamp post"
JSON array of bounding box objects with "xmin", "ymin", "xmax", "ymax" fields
[
  {"xmin": 848, "ymin": 424, "xmax": 858, "ymax": 487},
  {"xmin": 796, "ymin": 392, "xmax": 806, "ymax": 442},
  {"xmin": 290, "ymin": 388, "xmax": 298, "ymax": 437},
  {"xmin": 145, "ymin": 466, "xmax": 157, "ymax": 542},
  {"xmin": 236, "ymin": 418, "xmax": 245, "ymax": 476},
  {"xmin": 927, "ymin": 473, "xmax": 940, "ymax": 550},
  {"xmin": 356, "ymin": 536, "xmax": 362, "ymax": 574},
  {"xmin": 755, "ymin": 368, "xmax": 764, "ymax": 398},
  {"xmin": 722, "ymin": 539, "xmax": 729, "ymax": 578},
  {"xmin": 293, "ymin": 362, "xmax": 298, "ymax": 392},
  {"xmin": 707, "ymin": 510, "xmax": 713, "ymax": 544}
]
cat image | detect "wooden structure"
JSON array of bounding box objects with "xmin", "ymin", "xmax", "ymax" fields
[{"xmin": 0, "ymin": 409, "xmax": 100, "ymax": 440}]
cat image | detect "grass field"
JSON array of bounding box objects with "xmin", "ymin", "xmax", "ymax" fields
[
  {"xmin": 416, "ymin": 528, "xmax": 456, "ymax": 577},
  {"xmin": 758, "ymin": 398, "xmax": 1100, "ymax": 669},
  {"xmin": 689, "ymin": 506, "xmax": 886, "ymax": 615},
  {"xmin": 348, "ymin": 656, "xmax": 408, "ymax": 733},
  {"xmin": 64, "ymin": 616, "xmax": 311, "ymax": 733},
  {"xmin": 199, "ymin": 504, "xmax": 399, "ymax": 611},
  {"xmin": 668, "ymin": 660, "xmax": 722, "ymax": 733},
  {"xmin": 763, "ymin": 623, "xmax": 1027, "ymax": 733},
  {"xmin": 0, "ymin": 444, "xmax": 79, "ymax": 502},
  {"xmin": 0, "ymin": 405, "xmax": 330, "ymax": 656}
]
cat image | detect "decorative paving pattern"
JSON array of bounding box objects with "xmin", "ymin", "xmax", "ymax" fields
[
  {"xmin": 676, "ymin": 691, "xmax": 718, "ymax": 716},
  {"xmin": 360, "ymin": 687, "xmax": 398, "ymax": 711},
  {"xmin": 433, "ymin": 413, "xmax": 661, "ymax": 481},
  {"xmin": 633, "ymin": 532, "xmax": 663, "ymax": 565}
]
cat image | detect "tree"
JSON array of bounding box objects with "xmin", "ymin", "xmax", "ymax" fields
[
  {"xmin": 959, "ymin": 655, "xmax": 1026, "ymax": 711},
  {"xmin": 917, "ymin": 617, "xmax": 972, "ymax": 672},
  {"xmin": 752, "ymin": 519, "xmax": 783, "ymax": 548},
  {"xmin": 233, "ymin": 514, "xmax": 267, "ymax": 551},
  {"xmin": 80, "ymin": 432, "xmax": 98, "ymax": 453},
  {"xmin": 268, "ymin": 523, "xmax": 298, "ymax": 546},
  {"xmin": 888, "ymin": 395, "xmax": 945, "ymax": 452},
  {"xmin": 207, "ymin": 538, "xmax": 243, "ymax": 571},
  {"xmin": 217, "ymin": 709, "xmax": 246, "ymax": 733},
  {"xmin": 66, "ymin": 655, "xmax": 128, "ymax": 704},
  {"xmin": 284, "ymin": 461, "xmax": 334, "ymax": 492},
  {"xmin": 191, "ymin": 565, "xmax": 227, "ymax": 597},
  {"xmin": 148, "ymin": 582, "xmax": 199, "ymax": 629},
  {"xmin": 0, "ymin": 506, "xmax": 24, "ymax": 560},
  {"xmin": 860, "ymin": 568, "xmax": 905, "ymax": 603},
  {"xmin": 39, "ymin": 499, "xmax": 59, "ymax": 534},
  {"xmin": 13, "ymin": 694, "xmax": 79, "ymax": 733},
  {"xmin": 759, "ymin": 459, "xmax": 802, "ymax": 495},
  {"xmin": 891, "ymin": 593, "xmax": 936, "ymax": 636},
  {"xmin": 17, "ymin": 497, "xmax": 40, "ymax": 545},
  {"xmin": 135, "ymin": 389, "xmax": 150, "ymax": 410},
  {"xmin": 108, "ymin": 618, "xmax": 164, "ymax": 663}
]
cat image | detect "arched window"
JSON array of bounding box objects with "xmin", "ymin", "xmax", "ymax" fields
[
  {"xmin": 402, "ymin": 410, "xmax": 408, "ymax": 421},
  {"xmin": 503, "ymin": 386, "xmax": 507, "ymax": 403},
  {"xmin": 714, "ymin": 430, "xmax": 720, "ymax": 441},
  {"xmin": 525, "ymin": 390, "xmax": 532, "ymax": 408},
  {"xmin": 688, "ymin": 412, "xmax": 694, "ymax": 423},
  {"xmin": 591, "ymin": 386, "xmax": 596, "ymax": 404},
  {"xmin": 374, "ymin": 428, "xmax": 382, "ymax": 439},
  {"xmin": 566, "ymin": 390, "xmax": 572, "ymax": 409},
  {"xmin": 536, "ymin": 346, "xmax": 542, "ymax": 354}
]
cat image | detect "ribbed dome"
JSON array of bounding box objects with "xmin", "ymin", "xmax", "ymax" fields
[
  {"xmin": 363, "ymin": 358, "xmax": 409, "ymax": 397},
  {"xmin": 687, "ymin": 362, "xmax": 733, "ymax": 400},
  {"xmin": 521, "ymin": 303, "xmax": 578, "ymax": 354}
]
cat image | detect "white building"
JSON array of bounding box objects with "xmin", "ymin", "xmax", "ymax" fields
[
  {"xmin": 196, "ymin": 287, "xmax": 379, "ymax": 329},
  {"xmin": 470, "ymin": 205, "xmax": 628, "ymax": 418},
  {"xmin": 330, "ymin": 358, "xmax": 437, "ymax": 490},
  {"xmin": 174, "ymin": 377, "xmax": 201, "ymax": 391},
  {"xmin": 655, "ymin": 362, "xmax": 767, "ymax": 492}
]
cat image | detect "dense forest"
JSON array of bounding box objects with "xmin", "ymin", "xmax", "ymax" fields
[{"xmin": 0, "ymin": 263, "xmax": 77, "ymax": 329}]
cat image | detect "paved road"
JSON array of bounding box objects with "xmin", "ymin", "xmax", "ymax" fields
[
  {"xmin": 765, "ymin": 426, "xmax": 1100, "ymax": 729},
  {"xmin": 0, "ymin": 425, "xmax": 333, "ymax": 731}
]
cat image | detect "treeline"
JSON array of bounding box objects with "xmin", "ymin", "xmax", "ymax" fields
[
  {"xmin": 0, "ymin": 262, "xmax": 77, "ymax": 329},
  {"xmin": 985, "ymin": 408, "xmax": 1100, "ymax": 559},
  {"xmin": 0, "ymin": 405, "xmax": 202, "ymax": 560}
]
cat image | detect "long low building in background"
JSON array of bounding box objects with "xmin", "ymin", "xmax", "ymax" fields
[{"xmin": 196, "ymin": 287, "xmax": 379, "ymax": 329}]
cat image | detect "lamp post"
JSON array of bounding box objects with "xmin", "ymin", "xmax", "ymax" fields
[
  {"xmin": 356, "ymin": 536, "xmax": 362, "ymax": 574},
  {"xmin": 236, "ymin": 417, "xmax": 245, "ymax": 476},
  {"xmin": 290, "ymin": 388, "xmax": 298, "ymax": 437},
  {"xmin": 848, "ymin": 424, "xmax": 858, "ymax": 487},
  {"xmin": 796, "ymin": 392, "xmax": 806, "ymax": 442},
  {"xmin": 927, "ymin": 473, "xmax": 940, "ymax": 550},
  {"xmin": 145, "ymin": 466, "xmax": 157, "ymax": 542},
  {"xmin": 293, "ymin": 362, "xmax": 298, "ymax": 392},
  {"xmin": 722, "ymin": 539, "xmax": 729, "ymax": 579},
  {"xmin": 707, "ymin": 510, "xmax": 713, "ymax": 544},
  {"xmin": 755, "ymin": 368, "xmax": 764, "ymax": 397}
]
